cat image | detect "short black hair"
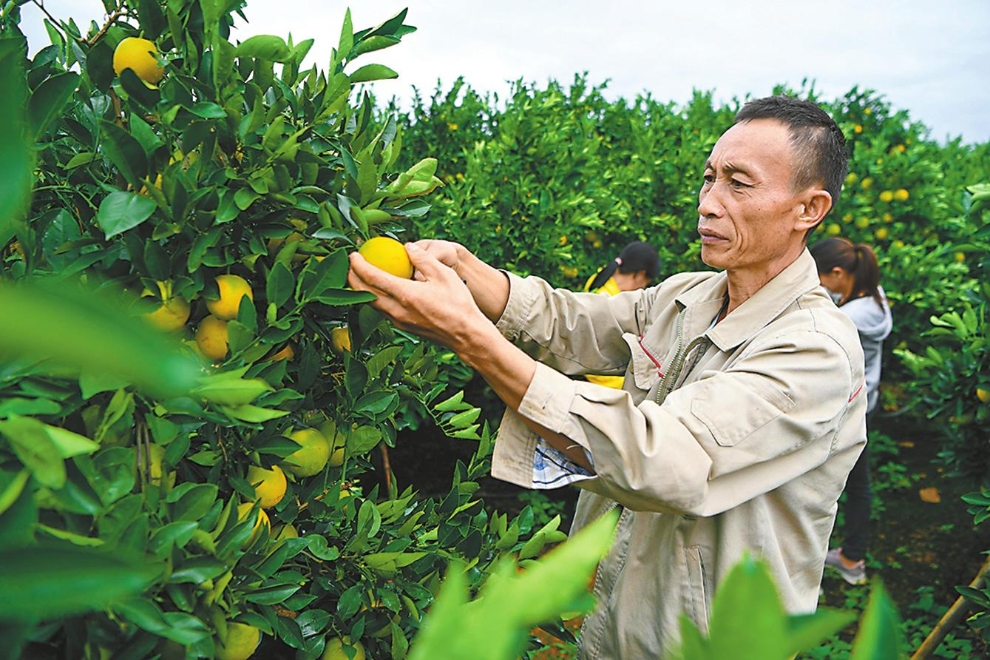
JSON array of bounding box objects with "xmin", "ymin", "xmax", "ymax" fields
[{"xmin": 735, "ymin": 95, "xmax": 848, "ymax": 219}]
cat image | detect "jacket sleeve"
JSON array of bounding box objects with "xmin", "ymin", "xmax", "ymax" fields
[
  {"xmin": 493, "ymin": 322, "xmax": 865, "ymax": 518},
  {"xmin": 494, "ymin": 271, "xmax": 654, "ymax": 377}
]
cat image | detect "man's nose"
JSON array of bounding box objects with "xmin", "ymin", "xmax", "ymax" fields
[{"xmin": 698, "ymin": 184, "xmax": 723, "ymax": 218}]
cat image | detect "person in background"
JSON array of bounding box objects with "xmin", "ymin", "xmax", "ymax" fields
[
  {"xmin": 584, "ymin": 240, "xmax": 661, "ymax": 296},
  {"xmin": 348, "ymin": 95, "xmax": 866, "ymax": 658},
  {"xmin": 810, "ymin": 236, "xmax": 893, "ymax": 585},
  {"xmin": 583, "ymin": 241, "xmax": 661, "ymax": 388}
]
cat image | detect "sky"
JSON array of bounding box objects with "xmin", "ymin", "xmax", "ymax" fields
[{"xmin": 17, "ymin": 0, "xmax": 990, "ymax": 145}]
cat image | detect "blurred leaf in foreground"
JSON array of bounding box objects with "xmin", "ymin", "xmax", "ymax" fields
[
  {"xmin": 0, "ymin": 280, "xmax": 202, "ymax": 398},
  {"xmin": 408, "ymin": 508, "xmax": 618, "ymax": 660}
]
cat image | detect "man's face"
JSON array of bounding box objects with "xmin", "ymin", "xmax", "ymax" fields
[{"xmin": 697, "ymin": 119, "xmax": 808, "ymax": 279}]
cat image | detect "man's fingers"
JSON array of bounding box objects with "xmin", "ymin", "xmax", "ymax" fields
[{"xmin": 405, "ymin": 243, "xmax": 461, "ymax": 284}]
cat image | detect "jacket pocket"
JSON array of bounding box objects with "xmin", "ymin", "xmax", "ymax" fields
[
  {"xmin": 623, "ymin": 333, "xmax": 661, "ymax": 392},
  {"xmin": 682, "ymin": 545, "xmax": 711, "ymax": 636},
  {"xmin": 691, "ymin": 377, "xmax": 795, "ymax": 447}
]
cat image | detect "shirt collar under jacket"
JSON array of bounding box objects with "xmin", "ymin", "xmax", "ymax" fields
[{"xmin": 673, "ymin": 249, "xmax": 826, "ymax": 353}]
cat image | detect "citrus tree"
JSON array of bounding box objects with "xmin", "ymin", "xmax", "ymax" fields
[{"xmin": 0, "ymin": 2, "xmax": 573, "ymax": 658}]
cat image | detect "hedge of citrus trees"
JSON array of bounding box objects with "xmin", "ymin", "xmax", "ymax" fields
[
  {"xmin": 393, "ymin": 75, "xmax": 990, "ymax": 480},
  {"xmin": 0, "ymin": 2, "xmax": 590, "ymax": 658}
]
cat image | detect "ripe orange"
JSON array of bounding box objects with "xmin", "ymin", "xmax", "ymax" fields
[
  {"xmin": 195, "ymin": 315, "xmax": 229, "ymax": 361},
  {"xmin": 236, "ymin": 502, "xmax": 270, "ymax": 546},
  {"xmin": 207, "ymin": 274, "xmax": 254, "ymax": 320},
  {"xmin": 321, "ymin": 637, "xmax": 365, "ymax": 660},
  {"xmin": 112, "ymin": 37, "xmax": 165, "ymax": 85},
  {"xmin": 358, "ymin": 236, "xmax": 413, "ymax": 279},
  {"xmin": 247, "ymin": 465, "xmax": 287, "ymax": 509},
  {"xmin": 331, "ymin": 326, "xmax": 351, "ymax": 354},
  {"xmin": 143, "ymin": 293, "xmax": 190, "ymax": 332},
  {"xmin": 216, "ymin": 621, "xmax": 261, "ymax": 660}
]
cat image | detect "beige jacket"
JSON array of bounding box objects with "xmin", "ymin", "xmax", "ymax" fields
[{"xmin": 492, "ymin": 250, "xmax": 866, "ymax": 659}]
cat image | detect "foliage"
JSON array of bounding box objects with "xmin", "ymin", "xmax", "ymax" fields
[
  {"xmin": 0, "ymin": 3, "xmax": 571, "ymax": 658},
  {"xmin": 892, "ymin": 184, "xmax": 990, "ymax": 480},
  {"xmin": 957, "ymin": 488, "xmax": 990, "ymax": 644}
]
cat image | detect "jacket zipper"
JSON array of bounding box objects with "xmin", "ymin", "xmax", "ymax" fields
[{"xmin": 655, "ymin": 309, "xmax": 711, "ymax": 405}]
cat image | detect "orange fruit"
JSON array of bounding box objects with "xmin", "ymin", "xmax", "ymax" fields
[
  {"xmin": 247, "ymin": 465, "xmax": 287, "ymax": 509},
  {"xmin": 207, "ymin": 274, "xmax": 254, "ymax": 320},
  {"xmin": 331, "ymin": 326, "xmax": 351, "ymax": 354},
  {"xmin": 358, "ymin": 236, "xmax": 413, "ymax": 279},
  {"xmin": 282, "ymin": 428, "xmax": 333, "ymax": 478},
  {"xmin": 113, "ymin": 37, "xmax": 164, "ymax": 85},
  {"xmin": 195, "ymin": 315, "xmax": 229, "ymax": 361}
]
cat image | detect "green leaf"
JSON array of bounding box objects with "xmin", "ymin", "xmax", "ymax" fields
[
  {"xmin": 191, "ymin": 373, "xmax": 274, "ymax": 406},
  {"xmin": 188, "ymin": 101, "xmax": 227, "ymax": 119},
  {"xmin": 114, "ymin": 598, "xmax": 211, "ymax": 645},
  {"xmin": 100, "ymin": 120, "xmax": 149, "ymax": 188},
  {"xmin": 707, "ymin": 554, "xmax": 787, "ymax": 660},
  {"xmin": 0, "ymin": 279, "xmax": 201, "ymax": 398},
  {"xmin": 0, "ymin": 415, "xmax": 65, "ymax": 488},
  {"xmin": 267, "ymin": 261, "xmax": 295, "ymax": 308},
  {"xmin": 348, "ymin": 425, "xmax": 382, "ymax": 454},
  {"xmin": 848, "ymin": 581, "xmax": 904, "ymax": 660},
  {"xmin": 785, "ymin": 609, "xmax": 858, "ymax": 656},
  {"xmin": 96, "ymin": 191, "xmax": 157, "ymax": 238},
  {"xmin": 219, "ymin": 404, "xmax": 289, "ymax": 423},
  {"xmin": 169, "ymin": 557, "xmax": 228, "ymax": 584},
  {"xmin": 136, "ymin": 0, "xmax": 167, "ymax": 39},
  {"xmin": 296, "ymin": 248, "xmax": 348, "ymax": 303},
  {"xmin": 313, "ymin": 290, "xmax": 376, "ymax": 306},
  {"xmin": 337, "ymin": 9, "xmax": 354, "ymax": 66},
  {"xmin": 0, "ymin": 547, "xmax": 155, "ymax": 621},
  {"xmin": 0, "ymin": 470, "xmax": 31, "ymax": 517},
  {"xmin": 348, "ymin": 64, "xmax": 399, "ymax": 84},
  {"xmin": 28, "ymin": 71, "xmax": 79, "ymax": 139},
  {"xmin": 236, "ymin": 35, "xmax": 290, "ymax": 61},
  {"xmin": 0, "ymin": 36, "xmax": 34, "ymax": 239}
]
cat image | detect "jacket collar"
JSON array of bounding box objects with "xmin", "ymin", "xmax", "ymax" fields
[{"xmin": 674, "ymin": 250, "xmax": 823, "ymax": 351}]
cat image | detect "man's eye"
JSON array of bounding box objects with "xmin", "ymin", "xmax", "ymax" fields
[
  {"xmin": 702, "ymin": 173, "xmax": 715, "ymax": 184},
  {"xmin": 730, "ymin": 179, "xmax": 749, "ymax": 188}
]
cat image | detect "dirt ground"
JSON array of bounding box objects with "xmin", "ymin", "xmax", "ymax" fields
[{"xmin": 388, "ymin": 407, "xmax": 990, "ymax": 657}]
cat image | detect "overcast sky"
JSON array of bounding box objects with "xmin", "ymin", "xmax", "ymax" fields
[{"xmin": 19, "ymin": 0, "xmax": 990, "ymax": 144}]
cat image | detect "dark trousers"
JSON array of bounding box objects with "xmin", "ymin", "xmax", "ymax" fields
[{"xmin": 842, "ymin": 409, "xmax": 875, "ymax": 561}]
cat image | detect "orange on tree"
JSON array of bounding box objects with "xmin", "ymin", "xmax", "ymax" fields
[
  {"xmin": 112, "ymin": 37, "xmax": 165, "ymax": 85},
  {"xmin": 195, "ymin": 315, "xmax": 229, "ymax": 361},
  {"xmin": 264, "ymin": 342, "xmax": 295, "ymax": 362},
  {"xmin": 216, "ymin": 621, "xmax": 262, "ymax": 660},
  {"xmin": 357, "ymin": 236, "xmax": 414, "ymax": 279},
  {"xmin": 207, "ymin": 274, "xmax": 254, "ymax": 320},
  {"xmin": 331, "ymin": 326, "xmax": 351, "ymax": 354},
  {"xmin": 236, "ymin": 502, "xmax": 270, "ymax": 546},
  {"xmin": 893, "ymin": 188, "xmax": 910, "ymax": 201},
  {"xmin": 322, "ymin": 636, "xmax": 365, "ymax": 660},
  {"xmin": 977, "ymin": 387, "xmax": 990, "ymax": 404},
  {"xmin": 247, "ymin": 464, "xmax": 287, "ymax": 509},
  {"xmin": 141, "ymin": 281, "xmax": 190, "ymax": 332},
  {"xmin": 282, "ymin": 428, "xmax": 333, "ymax": 478}
]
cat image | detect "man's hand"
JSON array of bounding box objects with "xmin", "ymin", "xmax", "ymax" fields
[
  {"xmin": 347, "ymin": 242, "xmax": 490, "ymax": 352},
  {"xmin": 348, "ymin": 240, "xmax": 592, "ymax": 471}
]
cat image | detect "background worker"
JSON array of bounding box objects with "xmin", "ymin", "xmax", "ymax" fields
[{"xmin": 811, "ymin": 236, "xmax": 893, "ymax": 585}]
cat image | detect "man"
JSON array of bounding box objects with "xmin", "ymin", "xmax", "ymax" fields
[{"xmin": 348, "ymin": 95, "xmax": 867, "ymax": 658}]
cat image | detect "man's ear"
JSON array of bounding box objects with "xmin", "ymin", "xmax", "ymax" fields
[{"xmin": 796, "ymin": 189, "xmax": 833, "ymax": 233}]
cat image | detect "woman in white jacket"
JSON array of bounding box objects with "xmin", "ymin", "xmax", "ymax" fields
[{"xmin": 811, "ymin": 236, "xmax": 893, "ymax": 584}]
